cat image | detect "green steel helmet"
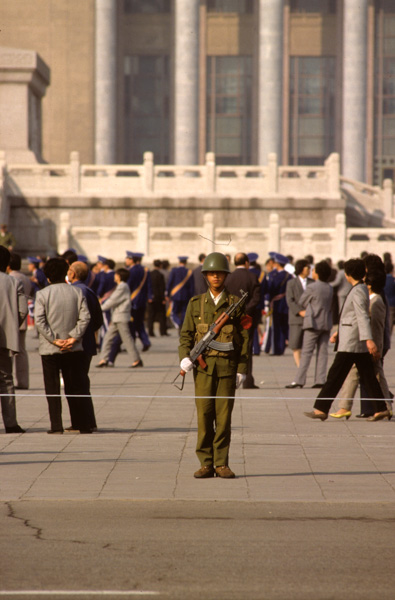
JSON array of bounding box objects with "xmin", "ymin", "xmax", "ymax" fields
[{"xmin": 201, "ymin": 252, "xmax": 230, "ymax": 273}]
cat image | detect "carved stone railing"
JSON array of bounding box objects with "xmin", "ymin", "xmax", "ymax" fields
[
  {"xmin": 57, "ymin": 210, "xmax": 392, "ymax": 265},
  {"xmin": 340, "ymin": 175, "xmax": 394, "ymax": 221},
  {"xmin": 5, "ymin": 151, "xmax": 342, "ymax": 200}
]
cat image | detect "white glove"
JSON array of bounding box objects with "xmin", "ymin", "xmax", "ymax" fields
[
  {"xmin": 236, "ymin": 373, "xmax": 246, "ymax": 389},
  {"xmin": 180, "ymin": 357, "xmax": 194, "ymax": 372}
]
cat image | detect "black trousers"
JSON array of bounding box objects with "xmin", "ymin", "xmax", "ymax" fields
[
  {"xmin": 41, "ymin": 352, "xmax": 91, "ymax": 432},
  {"xmin": 147, "ymin": 301, "xmax": 167, "ymax": 336},
  {"xmin": 314, "ymin": 351, "xmax": 387, "ymax": 414},
  {"xmin": 79, "ymin": 353, "xmax": 97, "ymax": 429}
]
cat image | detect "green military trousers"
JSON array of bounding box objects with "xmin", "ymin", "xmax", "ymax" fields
[{"xmin": 194, "ymin": 365, "xmax": 236, "ymax": 467}]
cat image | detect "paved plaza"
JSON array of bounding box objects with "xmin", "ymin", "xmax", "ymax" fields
[
  {"xmin": 3, "ymin": 330, "xmax": 395, "ymax": 600},
  {"xmin": 2, "ymin": 329, "xmax": 395, "ymax": 503}
]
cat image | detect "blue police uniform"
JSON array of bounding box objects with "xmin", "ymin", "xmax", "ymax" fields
[
  {"xmin": 166, "ymin": 257, "xmax": 195, "ymax": 329},
  {"xmin": 128, "ymin": 260, "xmax": 152, "ymax": 348},
  {"xmin": 263, "ymin": 255, "xmax": 293, "ymax": 355},
  {"xmin": 27, "ymin": 257, "xmax": 48, "ymax": 294}
]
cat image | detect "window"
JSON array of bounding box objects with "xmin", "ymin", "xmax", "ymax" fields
[
  {"xmin": 374, "ymin": 3, "xmax": 395, "ymax": 184},
  {"xmin": 290, "ymin": 0, "xmax": 336, "ymax": 13},
  {"xmin": 289, "ymin": 57, "xmax": 335, "ymax": 165},
  {"xmin": 124, "ymin": 0, "xmax": 170, "ymax": 13},
  {"xmin": 207, "ymin": 0, "xmax": 253, "ymax": 13},
  {"xmin": 124, "ymin": 56, "xmax": 170, "ymax": 164},
  {"xmin": 206, "ymin": 56, "xmax": 252, "ymax": 165}
]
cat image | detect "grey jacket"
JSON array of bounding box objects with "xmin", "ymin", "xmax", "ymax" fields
[
  {"xmin": 101, "ymin": 281, "xmax": 131, "ymax": 323},
  {"xmin": 369, "ymin": 293, "xmax": 386, "ymax": 355},
  {"xmin": 299, "ymin": 280, "xmax": 333, "ymax": 332},
  {"xmin": 337, "ymin": 283, "xmax": 372, "ymax": 353},
  {"xmin": 330, "ymin": 269, "xmax": 352, "ymax": 311},
  {"xmin": 286, "ymin": 276, "xmax": 313, "ymax": 326},
  {"xmin": 34, "ymin": 283, "xmax": 90, "ymax": 355},
  {"xmin": 9, "ymin": 269, "xmax": 34, "ymax": 331},
  {"xmin": 0, "ymin": 272, "xmax": 28, "ymax": 353}
]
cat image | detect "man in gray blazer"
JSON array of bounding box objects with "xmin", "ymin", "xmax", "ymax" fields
[
  {"xmin": 304, "ymin": 258, "xmax": 388, "ymax": 421},
  {"xmin": 287, "ymin": 261, "xmax": 333, "ymax": 389},
  {"xmin": 35, "ymin": 258, "xmax": 91, "ymax": 434},
  {"xmin": 286, "ymin": 259, "xmax": 312, "ymax": 367},
  {"xmin": 0, "ymin": 247, "xmax": 28, "ymax": 433},
  {"xmin": 8, "ymin": 252, "xmax": 34, "ymax": 390}
]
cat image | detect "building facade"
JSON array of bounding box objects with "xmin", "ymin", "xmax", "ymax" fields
[{"xmin": 0, "ymin": 0, "xmax": 394, "ymax": 185}]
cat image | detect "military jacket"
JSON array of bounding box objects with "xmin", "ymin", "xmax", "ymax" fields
[{"xmin": 179, "ymin": 289, "xmax": 249, "ymax": 377}]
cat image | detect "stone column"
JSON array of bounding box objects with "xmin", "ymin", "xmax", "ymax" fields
[
  {"xmin": 0, "ymin": 47, "xmax": 50, "ymax": 163},
  {"xmin": 174, "ymin": 0, "xmax": 199, "ymax": 165},
  {"xmin": 342, "ymin": 0, "xmax": 368, "ymax": 182},
  {"xmin": 257, "ymin": 0, "xmax": 283, "ymax": 165},
  {"xmin": 95, "ymin": 0, "xmax": 117, "ymax": 164}
]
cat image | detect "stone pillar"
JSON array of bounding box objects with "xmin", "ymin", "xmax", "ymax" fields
[
  {"xmin": 205, "ymin": 152, "xmax": 216, "ymax": 193},
  {"xmin": 174, "ymin": 0, "xmax": 199, "ymax": 165},
  {"xmin": 70, "ymin": 151, "xmax": 81, "ymax": 194},
  {"xmin": 58, "ymin": 212, "xmax": 71, "ymax": 254},
  {"xmin": 0, "ymin": 151, "xmax": 8, "ymax": 224},
  {"xmin": 95, "ymin": 0, "xmax": 117, "ymax": 164},
  {"xmin": 202, "ymin": 213, "xmax": 215, "ymax": 253},
  {"xmin": 342, "ymin": 0, "xmax": 368, "ymax": 182},
  {"xmin": 325, "ymin": 153, "xmax": 341, "ymax": 196},
  {"xmin": 267, "ymin": 152, "xmax": 278, "ymax": 194},
  {"xmin": 143, "ymin": 151, "xmax": 154, "ymax": 193},
  {"xmin": 257, "ymin": 0, "xmax": 283, "ymax": 165},
  {"xmin": 0, "ymin": 47, "xmax": 50, "ymax": 163},
  {"xmin": 335, "ymin": 213, "xmax": 347, "ymax": 262},
  {"xmin": 382, "ymin": 179, "xmax": 394, "ymax": 220},
  {"xmin": 137, "ymin": 212, "xmax": 149, "ymax": 257},
  {"xmin": 268, "ymin": 212, "xmax": 280, "ymax": 251}
]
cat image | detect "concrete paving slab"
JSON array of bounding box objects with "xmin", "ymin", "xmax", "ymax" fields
[{"xmin": 2, "ymin": 329, "xmax": 395, "ymax": 503}]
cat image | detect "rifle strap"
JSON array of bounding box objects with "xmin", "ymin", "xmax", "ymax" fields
[{"xmin": 200, "ymin": 293, "xmax": 206, "ymax": 322}]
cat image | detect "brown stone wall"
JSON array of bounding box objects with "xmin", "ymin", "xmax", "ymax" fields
[{"xmin": 0, "ymin": 0, "xmax": 95, "ymax": 164}]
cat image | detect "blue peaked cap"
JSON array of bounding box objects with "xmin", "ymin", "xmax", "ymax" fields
[
  {"xmin": 269, "ymin": 251, "xmax": 289, "ymax": 265},
  {"xmin": 126, "ymin": 251, "xmax": 144, "ymax": 259}
]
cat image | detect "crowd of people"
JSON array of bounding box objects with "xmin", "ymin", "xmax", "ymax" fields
[{"xmin": 1, "ymin": 223, "xmax": 395, "ymax": 476}]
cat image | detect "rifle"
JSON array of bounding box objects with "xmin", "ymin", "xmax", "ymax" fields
[{"xmin": 173, "ymin": 290, "xmax": 248, "ymax": 390}]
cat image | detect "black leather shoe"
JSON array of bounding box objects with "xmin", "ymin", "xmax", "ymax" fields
[
  {"xmin": 303, "ymin": 411, "xmax": 328, "ymax": 421},
  {"xmin": 130, "ymin": 359, "xmax": 143, "ymax": 368},
  {"xmin": 311, "ymin": 383, "xmax": 324, "ymax": 389},
  {"xmin": 5, "ymin": 425, "xmax": 25, "ymax": 434},
  {"xmin": 142, "ymin": 344, "xmax": 151, "ymax": 352},
  {"xmin": 285, "ymin": 383, "xmax": 303, "ymax": 389},
  {"xmin": 194, "ymin": 465, "xmax": 215, "ymax": 479},
  {"xmin": 47, "ymin": 429, "xmax": 64, "ymax": 434},
  {"xmin": 355, "ymin": 413, "xmax": 374, "ymax": 418}
]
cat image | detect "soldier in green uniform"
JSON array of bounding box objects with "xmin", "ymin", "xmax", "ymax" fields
[{"xmin": 178, "ymin": 252, "xmax": 249, "ymax": 479}]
